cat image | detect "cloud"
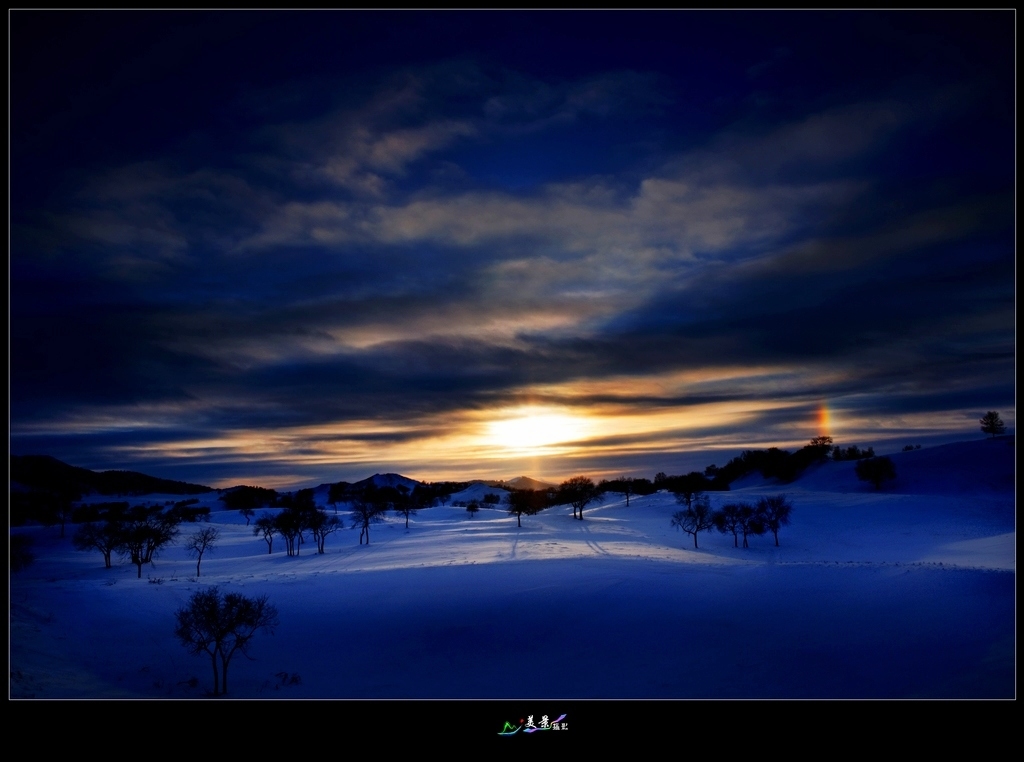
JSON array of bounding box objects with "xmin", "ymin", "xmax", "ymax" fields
[{"xmin": 10, "ymin": 41, "xmax": 1014, "ymax": 482}]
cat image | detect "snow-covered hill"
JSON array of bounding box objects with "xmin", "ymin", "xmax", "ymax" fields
[
  {"xmin": 9, "ymin": 438, "xmax": 1014, "ymax": 699},
  {"xmin": 350, "ymin": 473, "xmax": 422, "ymax": 491},
  {"xmin": 449, "ymin": 481, "xmax": 508, "ymax": 504},
  {"xmin": 792, "ymin": 436, "xmax": 1014, "ymax": 495}
]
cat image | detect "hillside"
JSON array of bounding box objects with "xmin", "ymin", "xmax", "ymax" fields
[
  {"xmin": 10, "ymin": 438, "xmax": 1014, "ymax": 699},
  {"xmin": 10, "ymin": 455, "xmax": 214, "ymax": 496},
  {"xmin": 791, "ymin": 436, "xmax": 1015, "ymax": 495},
  {"xmin": 350, "ymin": 473, "xmax": 422, "ymax": 491}
]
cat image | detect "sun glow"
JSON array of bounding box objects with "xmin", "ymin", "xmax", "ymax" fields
[
  {"xmin": 818, "ymin": 403, "xmax": 832, "ymax": 437},
  {"xmin": 484, "ymin": 407, "xmax": 596, "ymax": 453}
]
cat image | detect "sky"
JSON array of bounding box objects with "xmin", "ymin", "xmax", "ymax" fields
[{"xmin": 9, "ymin": 11, "xmax": 1015, "ymax": 488}]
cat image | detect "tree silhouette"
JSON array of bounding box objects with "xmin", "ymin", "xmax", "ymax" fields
[
  {"xmin": 713, "ymin": 503, "xmax": 744, "ymax": 547},
  {"xmin": 735, "ymin": 503, "xmax": 764, "ymax": 548},
  {"xmin": 117, "ymin": 505, "xmax": 179, "ymax": 578},
  {"xmin": 307, "ymin": 508, "xmax": 342, "ymax": 553},
  {"xmin": 219, "ymin": 485, "xmax": 277, "ymax": 510},
  {"xmin": 50, "ymin": 488, "xmax": 80, "ymax": 538},
  {"xmin": 174, "ymin": 587, "xmax": 278, "ymax": 696},
  {"xmin": 599, "ymin": 477, "xmax": 638, "ymax": 506},
  {"xmin": 274, "ymin": 508, "xmax": 304, "ymax": 556},
  {"xmin": 670, "ymin": 496, "xmax": 714, "ymax": 549},
  {"xmin": 558, "ymin": 476, "xmax": 600, "ymax": 520},
  {"xmin": 756, "ymin": 494, "xmax": 793, "ymax": 546},
  {"xmin": 712, "ymin": 502, "xmax": 763, "ymax": 547},
  {"xmin": 253, "ymin": 513, "xmax": 276, "ymax": 554},
  {"xmin": 328, "ymin": 481, "xmax": 350, "ymax": 513},
  {"xmin": 185, "ymin": 526, "xmax": 219, "ymax": 577},
  {"xmin": 980, "ymin": 411, "xmax": 1006, "ymax": 438},
  {"xmin": 670, "ymin": 472, "xmax": 710, "ymax": 511},
  {"xmin": 350, "ymin": 486, "xmax": 389, "ymax": 544},
  {"xmin": 391, "ymin": 485, "xmax": 419, "ymax": 529},
  {"xmin": 855, "ymin": 456, "xmax": 897, "ymax": 491},
  {"xmin": 73, "ymin": 514, "xmax": 125, "ymax": 569},
  {"xmin": 505, "ymin": 489, "xmax": 544, "ymax": 528}
]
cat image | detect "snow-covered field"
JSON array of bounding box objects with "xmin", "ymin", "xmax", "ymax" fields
[{"xmin": 10, "ymin": 439, "xmax": 1015, "ymax": 698}]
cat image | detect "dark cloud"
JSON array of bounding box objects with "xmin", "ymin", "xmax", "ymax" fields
[{"xmin": 10, "ymin": 12, "xmax": 1014, "ymax": 484}]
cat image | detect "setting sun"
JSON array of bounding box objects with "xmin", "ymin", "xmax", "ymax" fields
[{"xmin": 484, "ymin": 407, "xmax": 595, "ymax": 453}]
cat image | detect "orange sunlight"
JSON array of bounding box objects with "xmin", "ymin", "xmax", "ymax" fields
[{"xmin": 482, "ymin": 406, "xmax": 597, "ymax": 455}]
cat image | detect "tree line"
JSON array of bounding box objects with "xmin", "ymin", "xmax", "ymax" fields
[
  {"xmin": 34, "ymin": 432, "xmax": 920, "ymax": 575},
  {"xmin": 589, "ymin": 437, "xmax": 892, "ymax": 500},
  {"xmin": 670, "ymin": 494, "xmax": 793, "ymax": 549},
  {"xmin": 73, "ymin": 502, "xmax": 215, "ymax": 578},
  {"xmin": 250, "ymin": 488, "xmax": 343, "ymax": 554},
  {"xmin": 603, "ymin": 436, "xmax": 898, "ymax": 497},
  {"xmin": 250, "ymin": 483, "xmax": 438, "ymax": 551}
]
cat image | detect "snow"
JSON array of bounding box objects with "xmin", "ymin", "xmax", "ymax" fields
[
  {"xmin": 449, "ymin": 481, "xmax": 508, "ymax": 504},
  {"xmin": 9, "ymin": 438, "xmax": 1015, "ymax": 698}
]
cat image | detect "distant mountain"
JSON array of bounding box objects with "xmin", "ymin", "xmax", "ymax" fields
[
  {"xmin": 10, "ymin": 455, "xmax": 214, "ymax": 496},
  {"xmin": 489, "ymin": 476, "xmax": 557, "ymax": 491},
  {"xmin": 351, "ymin": 473, "xmax": 423, "ymax": 491}
]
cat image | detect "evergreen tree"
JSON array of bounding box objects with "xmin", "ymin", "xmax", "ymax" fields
[{"xmin": 980, "ymin": 411, "xmax": 1006, "ymax": 438}]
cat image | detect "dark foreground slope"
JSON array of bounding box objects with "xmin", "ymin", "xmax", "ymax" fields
[{"xmin": 11, "ymin": 455, "xmax": 213, "ymax": 496}]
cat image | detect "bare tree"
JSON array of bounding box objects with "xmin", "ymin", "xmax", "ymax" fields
[
  {"xmin": 620, "ymin": 477, "xmax": 634, "ymax": 507},
  {"xmin": 350, "ymin": 486, "xmax": 389, "ymax": 545},
  {"xmin": 756, "ymin": 495, "xmax": 793, "ymax": 547},
  {"xmin": 52, "ymin": 493, "xmax": 79, "ymax": 539},
  {"xmin": 558, "ymin": 476, "xmax": 600, "ymax": 520},
  {"xmin": 174, "ymin": 587, "xmax": 278, "ymax": 696},
  {"xmin": 670, "ymin": 495, "xmax": 714, "ymax": 549},
  {"xmin": 734, "ymin": 503, "xmax": 764, "ymax": 548},
  {"xmin": 670, "ymin": 472, "xmax": 709, "ymax": 512},
  {"xmin": 711, "ymin": 502, "xmax": 764, "ymax": 548},
  {"xmin": 239, "ymin": 508, "xmax": 255, "ymax": 526},
  {"xmin": 274, "ymin": 508, "xmax": 304, "ymax": 556},
  {"xmin": 307, "ymin": 508, "xmax": 342, "ymax": 553},
  {"xmin": 73, "ymin": 519, "xmax": 124, "ymax": 569},
  {"xmin": 253, "ymin": 513, "xmax": 276, "ymax": 554},
  {"xmin": 185, "ymin": 526, "xmax": 219, "ymax": 577},
  {"xmin": 391, "ymin": 485, "xmax": 419, "ymax": 529},
  {"xmin": 505, "ymin": 489, "xmax": 545, "ymax": 528},
  {"xmin": 117, "ymin": 505, "xmax": 179, "ymax": 578}
]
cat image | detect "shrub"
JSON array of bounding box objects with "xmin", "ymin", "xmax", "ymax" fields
[{"xmin": 855, "ymin": 456, "xmax": 896, "ymax": 490}]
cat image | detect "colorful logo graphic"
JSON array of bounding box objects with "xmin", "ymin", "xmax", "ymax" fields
[{"xmin": 498, "ymin": 714, "xmax": 568, "ymax": 735}]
